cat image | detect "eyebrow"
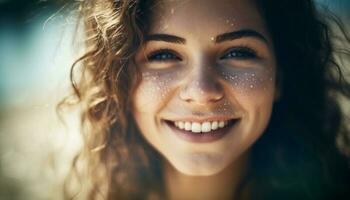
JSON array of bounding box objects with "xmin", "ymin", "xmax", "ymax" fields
[
  {"xmin": 145, "ymin": 34, "xmax": 186, "ymax": 44},
  {"xmin": 215, "ymin": 29, "xmax": 268, "ymax": 44},
  {"xmin": 144, "ymin": 29, "xmax": 268, "ymax": 45}
]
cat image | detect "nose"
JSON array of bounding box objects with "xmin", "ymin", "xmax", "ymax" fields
[{"xmin": 179, "ymin": 66, "xmax": 224, "ymax": 104}]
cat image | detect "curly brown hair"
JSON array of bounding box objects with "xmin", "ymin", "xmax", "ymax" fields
[{"xmin": 60, "ymin": 0, "xmax": 350, "ymax": 199}]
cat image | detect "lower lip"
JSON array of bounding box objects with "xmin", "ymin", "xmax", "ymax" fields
[{"xmin": 164, "ymin": 119, "xmax": 240, "ymax": 143}]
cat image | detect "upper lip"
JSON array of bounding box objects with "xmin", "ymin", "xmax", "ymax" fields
[{"xmin": 164, "ymin": 116, "xmax": 240, "ymax": 123}]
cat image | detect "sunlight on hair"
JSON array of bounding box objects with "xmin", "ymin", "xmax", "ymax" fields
[{"xmin": 0, "ymin": 0, "xmax": 349, "ymax": 199}]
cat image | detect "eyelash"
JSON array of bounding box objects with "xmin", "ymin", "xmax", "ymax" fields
[
  {"xmin": 147, "ymin": 48, "xmax": 181, "ymax": 62},
  {"xmin": 220, "ymin": 46, "xmax": 258, "ymax": 60},
  {"xmin": 146, "ymin": 46, "xmax": 257, "ymax": 62}
]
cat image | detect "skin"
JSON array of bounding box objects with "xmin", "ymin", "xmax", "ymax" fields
[{"xmin": 131, "ymin": 0, "xmax": 278, "ymax": 199}]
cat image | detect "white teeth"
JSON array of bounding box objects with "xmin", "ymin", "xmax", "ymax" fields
[
  {"xmin": 201, "ymin": 122, "xmax": 211, "ymax": 132},
  {"xmin": 211, "ymin": 121, "xmax": 218, "ymax": 130},
  {"xmin": 191, "ymin": 122, "xmax": 202, "ymax": 133},
  {"xmin": 173, "ymin": 120, "xmax": 231, "ymax": 133},
  {"xmin": 185, "ymin": 122, "xmax": 191, "ymax": 131},
  {"xmin": 178, "ymin": 121, "xmax": 184, "ymax": 129},
  {"xmin": 218, "ymin": 121, "xmax": 225, "ymax": 128}
]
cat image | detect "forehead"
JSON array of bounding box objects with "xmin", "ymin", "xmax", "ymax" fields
[{"xmin": 147, "ymin": 0, "xmax": 268, "ymax": 38}]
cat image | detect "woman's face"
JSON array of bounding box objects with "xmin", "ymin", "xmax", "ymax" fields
[{"xmin": 132, "ymin": 0, "xmax": 277, "ymax": 176}]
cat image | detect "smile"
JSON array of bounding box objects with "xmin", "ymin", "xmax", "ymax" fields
[
  {"xmin": 174, "ymin": 120, "xmax": 229, "ymax": 133},
  {"xmin": 164, "ymin": 118, "xmax": 241, "ymax": 143}
]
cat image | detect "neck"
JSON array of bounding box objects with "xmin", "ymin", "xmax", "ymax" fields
[{"xmin": 163, "ymin": 152, "xmax": 250, "ymax": 200}]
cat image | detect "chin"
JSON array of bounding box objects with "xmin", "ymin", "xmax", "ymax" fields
[
  {"xmin": 174, "ymin": 163, "xmax": 226, "ymax": 176},
  {"xmin": 169, "ymin": 154, "xmax": 229, "ymax": 176}
]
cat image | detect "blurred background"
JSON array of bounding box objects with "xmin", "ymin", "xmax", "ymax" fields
[
  {"xmin": 0, "ymin": 0, "xmax": 349, "ymax": 200},
  {"xmin": 0, "ymin": 1, "xmax": 81, "ymax": 200}
]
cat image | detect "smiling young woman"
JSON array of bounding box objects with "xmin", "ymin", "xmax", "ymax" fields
[{"xmin": 62, "ymin": 0, "xmax": 350, "ymax": 200}]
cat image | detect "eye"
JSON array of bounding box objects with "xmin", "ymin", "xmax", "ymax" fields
[
  {"xmin": 147, "ymin": 49, "xmax": 181, "ymax": 62},
  {"xmin": 220, "ymin": 47, "xmax": 257, "ymax": 60}
]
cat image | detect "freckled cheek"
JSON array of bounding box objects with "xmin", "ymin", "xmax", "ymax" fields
[
  {"xmin": 221, "ymin": 68, "xmax": 275, "ymax": 96},
  {"xmin": 220, "ymin": 68, "xmax": 276, "ymax": 131},
  {"xmin": 132, "ymin": 73, "xmax": 178, "ymax": 113}
]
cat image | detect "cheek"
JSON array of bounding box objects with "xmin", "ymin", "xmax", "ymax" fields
[
  {"xmin": 221, "ymin": 67, "xmax": 276, "ymax": 135},
  {"xmin": 132, "ymin": 71, "xmax": 178, "ymax": 113},
  {"xmin": 221, "ymin": 67, "xmax": 275, "ymax": 95}
]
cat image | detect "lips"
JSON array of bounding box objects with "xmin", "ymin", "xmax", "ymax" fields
[{"xmin": 163, "ymin": 118, "xmax": 241, "ymax": 143}]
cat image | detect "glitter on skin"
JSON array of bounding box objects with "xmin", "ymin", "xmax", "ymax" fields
[
  {"xmin": 219, "ymin": 67, "xmax": 274, "ymax": 95},
  {"xmin": 132, "ymin": 0, "xmax": 278, "ymax": 182}
]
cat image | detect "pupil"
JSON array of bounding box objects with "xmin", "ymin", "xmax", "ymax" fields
[{"xmin": 160, "ymin": 53, "xmax": 171, "ymax": 59}]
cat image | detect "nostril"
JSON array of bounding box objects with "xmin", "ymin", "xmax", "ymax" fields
[{"xmin": 179, "ymin": 79, "xmax": 224, "ymax": 104}]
